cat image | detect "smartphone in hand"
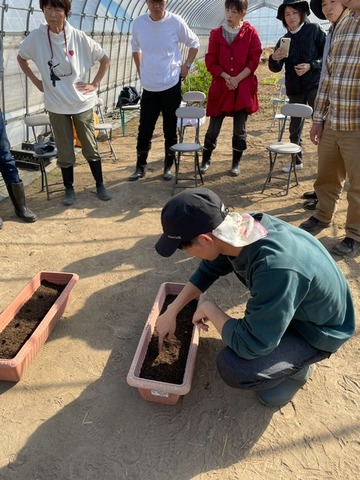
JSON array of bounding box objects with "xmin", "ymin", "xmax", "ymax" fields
[{"xmin": 280, "ymin": 37, "xmax": 291, "ymax": 57}]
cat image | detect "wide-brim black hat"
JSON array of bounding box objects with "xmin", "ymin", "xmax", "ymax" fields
[
  {"xmin": 277, "ymin": 0, "xmax": 311, "ymax": 20},
  {"xmin": 309, "ymin": 0, "xmax": 326, "ymax": 19}
]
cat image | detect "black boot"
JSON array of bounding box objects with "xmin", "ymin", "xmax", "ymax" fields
[
  {"xmin": 163, "ymin": 151, "xmax": 174, "ymax": 181},
  {"xmin": 61, "ymin": 166, "xmax": 75, "ymax": 206},
  {"xmin": 6, "ymin": 181, "xmax": 38, "ymax": 223},
  {"xmin": 129, "ymin": 151, "xmax": 148, "ymax": 181},
  {"xmin": 230, "ymin": 150, "xmax": 243, "ymax": 177},
  {"xmin": 0, "ymin": 217, "xmax": 3, "ymax": 229},
  {"xmin": 88, "ymin": 160, "xmax": 111, "ymax": 201},
  {"xmin": 200, "ymin": 148, "xmax": 212, "ymax": 174}
]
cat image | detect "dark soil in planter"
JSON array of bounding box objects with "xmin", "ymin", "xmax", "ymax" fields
[
  {"xmin": 140, "ymin": 295, "xmax": 198, "ymax": 385},
  {"xmin": 0, "ymin": 280, "xmax": 66, "ymax": 359}
]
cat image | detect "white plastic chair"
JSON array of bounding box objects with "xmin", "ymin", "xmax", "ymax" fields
[
  {"xmin": 177, "ymin": 91, "xmax": 206, "ymax": 136},
  {"xmin": 262, "ymin": 103, "xmax": 313, "ymax": 195},
  {"xmin": 182, "ymin": 91, "xmax": 206, "ymax": 105},
  {"xmin": 24, "ymin": 113, "xmax": 54, "ymax": 143},
  {"xmin": 270, "ymin": 86, "xmax": 288, "ymax": 133},
  {"xmin": 269, "ymin": 78, "xmax": 288, "ymax": 130},
  {"xmin": 94, "ymin": 98, "xmax": 118, "ymax": 160},
  {"xmin": 171, "ymin": 105, "xmax": 206, "ymax": 194}
]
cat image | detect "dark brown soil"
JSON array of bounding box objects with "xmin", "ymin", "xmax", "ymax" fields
[
  {"xmin": 0, "ymin": 280, "xmax": 65, "ymax": 359},
  {"xmin": 140, "ymin": 295, "xmax": 198, "ymax": 384}
]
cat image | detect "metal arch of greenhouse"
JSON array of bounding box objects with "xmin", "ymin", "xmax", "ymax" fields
[{"xmin": 0, "ymin": 0, "xmax": 328, "ymax": 148}]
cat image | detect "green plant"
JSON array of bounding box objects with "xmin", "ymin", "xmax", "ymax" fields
[
  {"xmin": 182, "ymin": 59, "xmax": 212, "ymax": 98},
  {"xmin": 261, "ymin": 73, "xmax": 282, "ymax": 86}
]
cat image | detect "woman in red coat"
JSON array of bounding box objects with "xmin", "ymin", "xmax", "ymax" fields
[{"xmin": 200, "ymin": 0, "xmax": 262, "ymax": 176}]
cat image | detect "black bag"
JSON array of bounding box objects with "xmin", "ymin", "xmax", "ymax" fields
[
  {"xmin": 33, "ymin": 141, "xmax": 57, "ymax": 157},
  {"xmin": 116, "ymin": 86, "xmax": 141, "ymax": 108}
]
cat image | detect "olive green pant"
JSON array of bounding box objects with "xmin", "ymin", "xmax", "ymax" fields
[{"xmin": 49, "ymin": 108, "xmax": 100, "ymax": 168}]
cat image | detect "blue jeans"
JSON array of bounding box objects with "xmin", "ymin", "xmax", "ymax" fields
[
  {"xmin": 136, "ymin": 80, "xmax": 182, "ymax": 158},
  {"xmin": 216, "ymin": 329, "xmax": 331, "ymax": 391},
  {"xmin": 0, "ymin": 112, "xmax": 20, "ymax": 184}
]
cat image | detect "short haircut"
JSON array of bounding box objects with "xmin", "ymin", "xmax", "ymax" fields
[
  {"xmin": 225, "ymin": 0, "xmax": 248, "ymax": 13},
  {"xmin": 280, "ymin": 4, "xmax": 307, "ymax": 28},
  {"xmin": 40, "ymin": 0, "xmax": 71, "ymax": 18},
  {"xmin": 178, "ymin": 238, "xmax": 198, "ymax": 250}
]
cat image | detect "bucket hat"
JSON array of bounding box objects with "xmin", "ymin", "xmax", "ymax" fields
[
  {"xmin": 309, "ymin": 0, "xmax": 326, "ymax": 19},
  {"xmin": 277, "ymin": 0, "xmax": 310, "ymax": 20}
]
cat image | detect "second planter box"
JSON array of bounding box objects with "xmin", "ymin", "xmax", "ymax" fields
[
  {"xmin": 127, "ymin": 282, "xmax": 200, "ymax": 405},
  {"xmin": 0, "ymin": 271, "xmax": 79, "ymax": 382}
]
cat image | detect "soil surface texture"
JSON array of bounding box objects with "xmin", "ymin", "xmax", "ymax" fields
[
  {"xmin": 140, "ymin": 295, "xmax": 197, "ymax": 384},
  {"xmin": 0, "ymin": 60, "xmax": 359, "ymax": 480},
  {"xmin": 0, "ymin": 281, "xmax": 65, "ymax": 359}
]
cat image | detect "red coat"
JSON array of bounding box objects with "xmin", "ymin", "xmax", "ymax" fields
[{"xmin": 205, "ymin": 23, "xmax": 262, "ymax": 117}]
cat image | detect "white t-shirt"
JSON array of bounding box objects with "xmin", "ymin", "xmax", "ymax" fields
[
  {"xmin": 18, "ymin": 21, "xmax": 106, "ymax": 114},
  {"xmin": 131, "ymin": 11, "xmax": 199, "ymax": 92}
]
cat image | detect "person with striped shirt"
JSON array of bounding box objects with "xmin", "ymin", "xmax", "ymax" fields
[{"xmin": 299, "ymin": 0, "xmax": 360, "ymax": 256}]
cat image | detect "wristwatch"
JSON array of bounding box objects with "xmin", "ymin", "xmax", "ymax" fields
[{"xmin": 185, "ymin": 62, "xmax": 192, "ymax": 69}]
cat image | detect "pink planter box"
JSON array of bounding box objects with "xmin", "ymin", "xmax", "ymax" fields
[
  {"xmin": 0, "ymin": 271, "xmax": 79, "ymax": 382},
  {"xmin": 127, "ymin": 282, "xmax": 200, "ymax": 405}
]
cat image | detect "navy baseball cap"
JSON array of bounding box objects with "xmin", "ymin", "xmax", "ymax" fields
[{"xmin": 155, "ymin": 187, "xmax": 228, "ymax": 257}]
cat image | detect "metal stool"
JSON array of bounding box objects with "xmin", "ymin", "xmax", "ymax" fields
[
  {"xmin": 32, "ymin": 147, "xmax": 59, "ymax": 200},
  {"xmin": 94, "ymin": 98, "xmax": 118, "ymax": 159},
  {"xmin": 119, "ymin": 104, "xmax": 140, "ymax": 136},
  {"xmin": 262, "ymin": 103, "xmax": 313, "ymax": 195},
  {"xmin": 171, "ymin": 106, "xmax": 205, "ymax": 195}
]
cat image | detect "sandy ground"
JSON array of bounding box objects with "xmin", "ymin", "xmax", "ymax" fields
[{"xmin": 0, "ymin": 63, "xmax": 359, "ymax": 480}]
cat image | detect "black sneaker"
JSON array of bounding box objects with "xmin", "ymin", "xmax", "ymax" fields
[
  {"xmin": 299, "ymin": 216, "xmax": 332, "ymax": 232},
  {"xmin": 331, "ymin": 237, "xmax": 360, "ymax": 256}
]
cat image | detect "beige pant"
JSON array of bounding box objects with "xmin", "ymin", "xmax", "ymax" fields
[
  {"xmin": 314, "ymin": 124, "xmax": 360, "ymax": 242},
  {"xmin": 49, "ymin": 108, "xmax": 100, "ymax": 168}
]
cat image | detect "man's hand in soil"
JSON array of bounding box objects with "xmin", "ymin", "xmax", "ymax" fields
[
  {"xmin": 156, "ymin": 282, "xmax": 203, "ymax": 352},
  {"xmin": 192, "ymin": 299, "xmax": 231, "ymax": 336},
  {"xmin": 156, "ymin": 310, "xmax": 177, "ymax": 352}
]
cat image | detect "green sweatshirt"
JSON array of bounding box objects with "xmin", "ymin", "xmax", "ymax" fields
[{"xmin": 189, "ymin": 213, "xmax": 355, "ymax": 359}]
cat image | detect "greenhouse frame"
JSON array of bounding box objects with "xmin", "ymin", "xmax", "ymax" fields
[{"xmin": 1, "ymin": 0, "xmax": 328, "ymax": 147}]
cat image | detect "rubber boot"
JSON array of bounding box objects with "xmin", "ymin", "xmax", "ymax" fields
[
  {"xmin": 163, "ymin": 151, "xmax": 174, "ymax": 181},
  {"xmin": 128, "ymin": 151, "xmax": 148, "ymax": 181},
  {"xmin": 61, "ymin": 166, "xmax": 75, "ymax": 206},
  {"xmin": 88, "ymin": 160, "xmax": 111, "ymax": 201},
  {"xmin": 230, "ymin": 150, "xmax": 243, "ymax": 177},
  {"xmin": 200, "ymin": 148, "xmax": 212, "ymax": 174},
  {"xmin": 0, "ymin": 217, "xmax": 3, "ymax": 229},
  {"xmin": 257, "ymin": 364, "xmax": 315, "ymax": 408},
  {"xmin": 6, "ymin": 181, "xmax": 38, "ymax": 223}
]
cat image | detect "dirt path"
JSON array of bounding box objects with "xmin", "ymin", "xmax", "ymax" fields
[{"xmin": 0, "ymin": 63, "xmax": 359, "ymax": 480}]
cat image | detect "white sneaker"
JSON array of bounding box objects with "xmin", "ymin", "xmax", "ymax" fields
[{"xmin": 281, "ymin": 163, "xmax": 303, "ymax": 173}]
